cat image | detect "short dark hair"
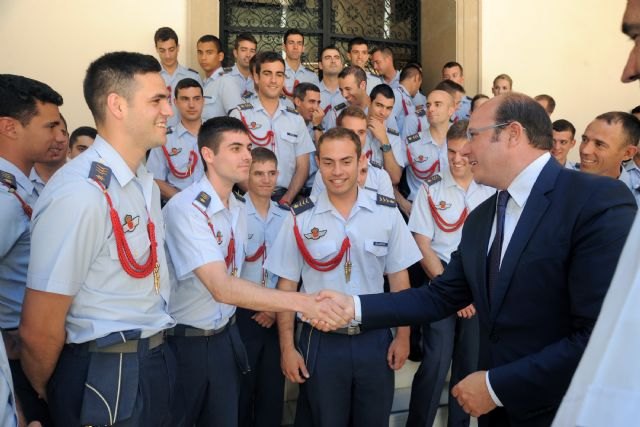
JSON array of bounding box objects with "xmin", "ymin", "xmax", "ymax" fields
[
  {"xmin": 435, "ymin": 79, "xmax": 466, "ymax": 95},
  {"xmin": 251, "ymin": 146, "xmax": 278, "ymax": 167},
  {"xmin": 83, "ymin": 51, "xmax": 161, "ymax": 125},
  {"xmin": 199, "ymin": 116, "xmax": 248, "ymax": 157},
  {"xmin": 197, "ymin": 34, "xmax": 223, "ymax": 53},
  {"xmin": 154, "ymin": 27, "xmax": 178, "ymax": 45},
  {"xmin": 284, "ymin": 29, "xmax": 304, "ymax": 44},
  {"xmin": 631, "ymin": 105, "xmax": 640, "ymax": 116},
  {"xmin": 369, "ymin": 84, "xmax": 395, "ymax": 103},
  {"xmin": 319, "ymin": 45, "xmax": 341, "ymax": 61},
  {"xmin": 293, "ymin": 82, "xmax": 320, "ymax": 101},
  {"xmin": 442, "ymin": 61, "xmax": 463, "ymax": 75},
  {"xmin": 0, "ymin": 74, "xmax": 63, "ymax": 126},
  {"xmin": 535, "ymin": 94, "xmax": 556, "ymax": 114},
  {"xmin": 370, "ymin": 46, "xmax": 394, "ymax": 59},
  {"xmin": 69, "ymin": 126, "xmax": 97, "ymax": 148},
  {"xmin": 338, "ymin": 65, "xmax": 366, "ymax": 86},
  {"xmin": 254, "ymin": 51, "xmax": 285, "ymax": 75},
  {"xmin": 317, "ymin": 126, "xmax": 361, "ymax": 158},
  {"xmin": 234, "ymin": 33, "xmax": 258, "ymax": 50},
  {"xmin": 348, "ymin": 37, "xmax": 368, "ymax": 52},
  {"xmin": 337, "ymin": 106, "xmax": 367, "ymax": 126},
  {"xmin": 175, "ymin": 78, "xmax": 203, "ymax": 98},
  {"xmin": 470, "ymin": 94, "xmax": 489, "ymax": 112},
  {"xmin": 447, "ymin": 119, "xmax": 469, "ymax": 141},
  {"xmin": 399, "ymin": 63, "xmax": 422, "ymax": 82},
  {"xmin": 594, "ymin": 111, "xmax": 640, "ymax": 147},
  {"xmin": 493, "ymin": 92, "xmax": 552, "ymax": 150},
  {"xmin": 552, "ymin": 119, "xmax": 576, "ymax": 138}
]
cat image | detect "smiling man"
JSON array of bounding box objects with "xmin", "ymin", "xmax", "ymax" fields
[
  {"xmin": 282, "ymin": 29, "xmax": 319, "ymax": 98},
  {"xmin": 551, "ymin": 119, "xmax": 578, "ymax": 169}
]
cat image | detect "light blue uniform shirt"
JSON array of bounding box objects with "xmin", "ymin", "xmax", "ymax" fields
[
  {"xmin": 146, "ymin": 122, "xmax": 205, "ymax": 191},
  {"xmin": 163, "ymin": 176, "xmax": 246, "ymax": 329},
  {"xmin": 0, "ymin": 339, "xmax": 17, "ymax": 427},
  {"xmin": 29, "ymin": 167, "xmax": 45, "ymax": 196},
  {"xmin": 160, "ymin": 64, "xmax": 202, "ymax": 127},
  {"xmin": 284, "ymin": 62, "xmax": 320, "ymax": 95},
  {"xmin": 403, "ymin": 128, "xmax": 448, "ymax": 201},
  {"xmin": 311, "ymin": 160, "xmax": 394, "ymax": 200},
  {"xmin": 454, "ymin": 95, "xmax": 472, "ymax": 121},
  {"xmin": 319, "ymin": 81, "xmax": 347, "ymax": 131},
  {"xmin": 366, "ymin": 72, "xmax": 383, "ymax": 95},
  {"xmin": 408, "ymin": 169, "xmax": 494, "ymax": 263},
  {"xmin": 241, "ymin": 194, "xmax": 287, "ymax": 289},
  {"xmin": 202, "ymin": 65, "xmax": 255, "ymax": 120},
  {"xmin": 393, "ymin": 85, "xmax": 428, "ymax": 140},
  {"xmin": 265, "ymin": 190, "xmax": 422, "ymax": 296},
  {"xmin": 27, "ymin": 137, "xmax": 174, "ymax": 343},
  {"xmin": 0, "ymin": 158, "xmax": 38, "ymax": 329},
  {"xmin": 364, "ymin": 124, "xmax": 405, "ymax": 171},
  {"xmin": 230, "ymin": 98, "xmax": 315, "ymax": 189},
  {"xmin": 622, "ymin": 160, "xmax": 640, "ymax": 206}
]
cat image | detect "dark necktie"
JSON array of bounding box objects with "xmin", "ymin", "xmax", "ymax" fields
[{"xmin": 487, "ymin": 190, "xmax": 510, "ymax": 299}]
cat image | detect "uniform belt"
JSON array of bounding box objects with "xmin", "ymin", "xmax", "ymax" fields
[
  {"xmin": 168, "ymin": 315, "xmax": 236, "ymax": 337},
  {"xmin": 328, "ymin": 325, "xmax": 362, "ymax": 336},
  {"xmin": 87, "ymin": 331, "xmax": 165, "ymax": 353}
]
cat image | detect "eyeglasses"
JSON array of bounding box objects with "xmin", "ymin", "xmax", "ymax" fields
[{"xmin": 466, "ymin": 122, "xmax": 512, "ymax": 141}]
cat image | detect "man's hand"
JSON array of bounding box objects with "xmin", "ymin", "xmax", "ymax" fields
[
  {"xmin": 252, "ymin": 311, "xmax": 276, "ymax": 328},
  {"xmin": 387, "ymin": 330, "xmax": 410, "ymax": 370},
  {"xmin": 308, "ymin": 290, "xmax": 355, "ymax": 331},
  {"xmin": 299, "ymin": 292, "xmax": 351, "ymax": 331},
  {"xmin": 451, "ymin": 371, "xmax": 497, "ymax": 417},
  {"xmin": 457, "ymin": 304, "xmax": 476, "ymax": 319},
  {"xmin": 311, "ymin": 108, "xmax": 325, "ymax": 127},
  {"xmin": 281, "ymin": 347, "xmax": 309, "ymax": 383},
  {"xmin": 367, "ymin": 117, "xmax": 388, "ymax": 143}
]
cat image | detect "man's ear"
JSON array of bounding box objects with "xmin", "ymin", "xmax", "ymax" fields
[
  {"xmin": 0, "ymin": 117, "xmax": 19, "ymax": 139},
  {"xmin": 106, "ymin": 93, "xmax": 126, "ymax": 120}
]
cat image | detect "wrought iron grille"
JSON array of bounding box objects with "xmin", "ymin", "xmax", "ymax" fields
[{"xmin": 220, "ymin": 0, "xmax": 420, "ymax": 71}]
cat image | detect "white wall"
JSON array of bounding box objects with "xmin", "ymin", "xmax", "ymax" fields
[
  {"xmin": 481, "ymin": 1, "xmax": 636, "ymax": 161},
  {"xmin": 0, "ymin": 0, "xmax": 188, "ymax": 131}
]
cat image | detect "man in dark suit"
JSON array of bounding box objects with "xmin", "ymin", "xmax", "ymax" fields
[{"xmin": 316, "ymin": 93, "xmax": 637, "ymax": 426}]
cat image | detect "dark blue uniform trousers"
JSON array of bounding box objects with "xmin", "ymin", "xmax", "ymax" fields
[
  {"xmin": 407, "ymin": 312, "xmax": 480, "ymax": 427},
  {"xmin": 47, "ymin": 337, "xmax": 176, "ymax": 426},
  {"xmin": 295, "ymin": 323, "xmax": 394, "ymax": 427},
  {"xmin": 168, "ymin": 321, "xmax": 248, "ymax": 427},
  {"xmin": 236, "ymin": 308, "xmax": 285, "ymax": 427}
]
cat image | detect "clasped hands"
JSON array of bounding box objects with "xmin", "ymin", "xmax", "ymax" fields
[{"xmin": 300, "ymin": 290, "xmax": 355, "ymax": 331}]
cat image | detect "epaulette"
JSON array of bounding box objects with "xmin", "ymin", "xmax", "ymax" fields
[
  {"xmin": 291, "ymin": 197, "xmax": 314, "ymax": 215},
  {"xmin": 233, "ymin": 190, "xmax": 246, "ymax": 203},
  {"xmin": 406, "ymin": 133, "xmax": 421, "ymax": 144},
  {"xmin": 369, "ymin": 160, "xmax": 382, "ymax": 169},
  {"xmin": 188, "ymin": 67, "xmax": 199, "ymax": 75},
  {"xmin": 364, "ymin": 186, "xmax": 377, "ymax": 192},
  {"xmin": 334, "ymin": 102, "xmax": 347, "ymax": 112},
  {"xmin": 426, "ymin": 174, "xmax": 442, "ymax": 187},
  {"xmin": 88, "ymin": 162, "xmax": 112, "ymax": 189},
  {"xmin": 0, "ymin": 170, "xmax": 17, "ymax": 190},
  {"xmin": 416, "ymin": 108, "xmax": 426, "ymax": 117},
  {"xmin": 223, "ymin": 66, "xmax": 233, "ymax": 73},
  {"xmin": 238, "ymin": 103, "xmax": 253, "ymax": 111},
  {"xmin": 286, "ymin": 106, "xmax": 299, "ymax": 115},
  {"xmin": 277, "ymin": 202, "xmax": 291, "ymax": 211},
  {"xmin": 194, "ymin": 191, "xmax": 211, "ymax": 208},
  {"xmin": 166, "ymin": 126, "xmax": 174, "ymax": 135},
  {"xmin": 376, "ymin": 194, "xmax": 397, "ymax": 207},
  {"xmin": 242, "ymin": 90, "xmax": 253, "ymax": 99},
  {"xmin": 387, "ymin": 128, "xmax": 400, "ymax": 136}
]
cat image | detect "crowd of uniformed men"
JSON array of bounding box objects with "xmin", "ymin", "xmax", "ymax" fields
[{"xmin": 0, "ymin": 23, "xmax": 639, "ymax": 427}]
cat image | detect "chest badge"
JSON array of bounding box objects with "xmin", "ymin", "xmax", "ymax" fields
[
  {"xmin": 215, "ymin": 230, "xmax": 223, "ymax": 245},
  {"xmin": 436, "ymin": 201, "xmax": 451, "ymax": 210},
  {"xmin": 169, "ymin": 147, "xmax": 182, "ymax": 156},
  {"xmin": 122, "ymin": 214, "xmax": 140, "ymax": 233},
  {"xmin": 248, "ymin": 121, "xmax": 262, "ymax": 130},
  {"xmin": 304, "ymin": 227, "xmax": 327, "ymax": 240},
  {"xmin": 415, "ymin": 154, "xmax": 428, "ymax": 163}
]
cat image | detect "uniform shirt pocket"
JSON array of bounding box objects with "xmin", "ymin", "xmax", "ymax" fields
[
  {"xmin": 108, "ymin": 229, "xmax": 152, "ymax": 262},
  {"xmin": 364, "ymin": 239, "xmax": 389, "ymax": 257},
  {"xmin": 307, "ymin": 240, "xmax": 338, "ymax": 260},
  {"xmin": 280, "ymin": 130, "xmax": 300, "ymax": 144}
]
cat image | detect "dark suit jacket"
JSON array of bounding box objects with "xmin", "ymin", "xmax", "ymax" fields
[{"xmin": 360, "ymin": 158, "xmax": 637, "ymax": 426}]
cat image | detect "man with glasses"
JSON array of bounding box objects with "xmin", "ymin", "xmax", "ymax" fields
[{"xmin": 316, "ymin": 93, "xmax": 637, "ymax": 426}]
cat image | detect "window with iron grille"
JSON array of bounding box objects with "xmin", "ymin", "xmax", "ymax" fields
[{"xmin": 220, "ymin": 0, "xmax": 420, "ymax": 72}]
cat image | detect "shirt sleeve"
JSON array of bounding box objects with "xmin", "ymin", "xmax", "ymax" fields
[
  {"xmin": 263, "ymin": 213, "xmax": 304, "ymax": 282},
  {"xmin": 294, "ymin": 117, "xmax": 317, "ymax": 157},
  {"xmin": 163, "ymin": 200, "xmax": 225, "ymax": 280},
  {"xmin": 0, "ymin": 194, "xmax": 27, "ymax": 257},
  {"xmin": 146, "ymin": 147, "xmax": 169, "ymax": 181},
  {"xmin": 408, "ymin": 184, "xmax": 436, "ymax": 239},
  {"xmin": 385, "ymin": 207, "xmax": 422, "ymax": 274}
]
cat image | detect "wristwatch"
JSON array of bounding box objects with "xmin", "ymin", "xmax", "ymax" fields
[
  {"xmin": 312, "ymin": 124, "xmax": 324, "ymax": 132},
  {"xmin": 380, "ymin": 143, "xmax": 392, "ymax": 153}
]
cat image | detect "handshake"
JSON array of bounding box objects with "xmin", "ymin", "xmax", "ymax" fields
[{"xmin": 299, "ymin": 290, "xmax": 356, "ymax": 331}]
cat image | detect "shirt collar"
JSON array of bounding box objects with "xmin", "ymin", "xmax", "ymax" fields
[
  {"xmin": 314, "ymin": 187, "xmax": 375, "ymax": 216},
  {"xmin": 195, "ymin": 176, "xmax": 243, "ymax": 217},
  {"xmin": 245, "ymin": 193, "xmax": 284, "ymax": 220},
  {"xmin": 92, "ymin": 136, "xmax": 155, "ymax": 210},
  {"xmin": 29, "ymin": 167, "xmax": 45, "ymax": 186},
  {"xmin": 506, "ymin": 152, "xmax": 551, "ymax": 208},
  {"xmin": 0, "ymin": 156, "xmax": 34, "ymax": 194}
]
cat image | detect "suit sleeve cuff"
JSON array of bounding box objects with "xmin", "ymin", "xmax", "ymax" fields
[
  {"xmin": 353, "ymin": 295, "xmax": 362, "ymax": 323},
  {"xmin": 486, "ymin": 371, "xmax": 504, "ymax": 407}
]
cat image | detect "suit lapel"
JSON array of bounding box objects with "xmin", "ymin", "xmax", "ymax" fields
[
  {"xmin": 489, "ymin": 159, "xmax": 560, "ymax": 321},
  {"xmin": 473, "ymin": 194, "xmax": 497, "ymax": 318}
]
